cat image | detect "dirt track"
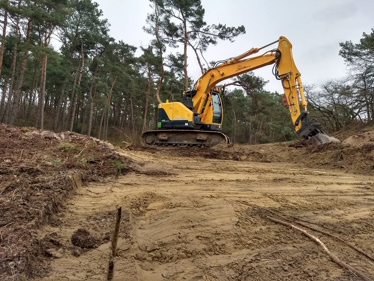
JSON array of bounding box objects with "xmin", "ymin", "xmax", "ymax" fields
[{"xmin": 35, "ymin": 148, "xmax": 374, "ymax": 281}]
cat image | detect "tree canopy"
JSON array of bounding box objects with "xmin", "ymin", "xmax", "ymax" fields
[
  {"xmin": 308, "ymin": 29, "xmax": 374, "ymax": 128},
  {"xmin": 0, "ymin": 0, "xmax": 372, "ymax": 144}
]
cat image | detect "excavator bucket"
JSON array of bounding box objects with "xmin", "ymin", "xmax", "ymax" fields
[
  {"xmin": 309, "ymin": 132, "xmax": 340, "ymax": 145},
  {"xmin": 297, "ymin": 120, "xmax": 340, "ymax": 145}
]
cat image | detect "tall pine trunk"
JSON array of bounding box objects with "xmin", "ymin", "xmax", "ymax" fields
[
  {"xmin": 98, "ymin": 77, "xmax": 117, "ymax": 139},
  {"xmin": 69, "ymin": 40, "xmax": 84, "ymax": 131},
  {"xmin": 87, "ymin": 65, "xmax": 99, "ymax": 136},
  {"xmin": 0, "ymin": 76, "xmax": 9, "ymax": 120},
  {"xmin": 38, "ymin": 54, "xmax": 47, "ymax": 130},
  {"xmin": 183, "ymin": 18, "xmax": 188, "ymax": 90},
  {"xmin": 130, "ymin": 95, "xmax": 135, "ymax": 136},
  {"xmin": 188, "ymin": 42, "xmax": 204, "ymax": 74},
  {"xmin": 154, "ymin": 3, "xmax": 164, "ymax": 104},
  {"xmin": 26, "ymin": 62, "xmax": 40, "ymax": 122},
  {"xmin": 53, "ymin": 76, "xmax": 69, "ymax": 131},
  {"xmin": 87, "ymin": 79, "xmax": 96, "ymax": 136},
  {"xmin": 0, "ymin": 0, "xmax": 8, "ymax": 78},
  {"xmin": 8, "ymin": 18, "xmax": 32, "ymax": 125},
  {"xmin": 38, "ymin": 25, "xmax": 54, "ymax": 130},
  {"xmin": 142, "ymin": 63, "xmax": 152, "ymax": 132},
  {"xmin": 3, "ymin": 1, "xmax": 21, "ymax": 123}
]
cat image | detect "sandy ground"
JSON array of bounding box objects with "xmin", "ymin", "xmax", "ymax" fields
[{"xmin": 33, "ymin": 148, "xmax": 374, "ymax": 281}]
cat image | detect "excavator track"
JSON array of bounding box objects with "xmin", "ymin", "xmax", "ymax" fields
[{"xmin": 141, "ymin": 130, "xmax": 230, "ymax": 147}]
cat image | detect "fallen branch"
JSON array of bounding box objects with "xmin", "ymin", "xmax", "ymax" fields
[
  {"xmin": 107, "ymin": 207, "xmax": 122, "ymax": 281},
  {"xmin": 74, "ymin": 146, "xmax": 87, "ymax": 158},
  {"xmin": 266, "ymin": 210, "xmax": 374, "ymax": 263},
  {"xmin": 110, "ymin": 126, "xmax": 134, "ymax": 143},
  {"xmin": 267, "ymin": 216, "xmax": 373, "ymax": 281}
]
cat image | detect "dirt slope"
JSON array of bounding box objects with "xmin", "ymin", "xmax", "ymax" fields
[
  {"xmin": 1, "ymin": 124, "xmax": 374, "ymax": 280},
  {"xmin": 0, "ymin": 124, "xmax": 135, "ymax": 281}
]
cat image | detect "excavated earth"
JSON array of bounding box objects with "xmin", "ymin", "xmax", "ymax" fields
[{"xmin": 1, "ymin": 123, "xmax": 374, "ymax": 280}]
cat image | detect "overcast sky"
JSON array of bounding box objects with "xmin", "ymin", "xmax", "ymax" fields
[{"xmin": 94, "ymin": 0, "xmax": 373, "ymax": 93}]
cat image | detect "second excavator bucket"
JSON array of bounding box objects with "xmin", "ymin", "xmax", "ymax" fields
[{"xmin": 296, "ymin": 118, "xmax": 340, "ymax": 145}]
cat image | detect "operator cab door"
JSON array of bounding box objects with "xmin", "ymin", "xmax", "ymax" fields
[
  {"xmin": 200, "ymin": 91, "xmax": 223, "ymax": 131},
  {"xmin": 212, "ymin": 93, "xmax": 223, "ymax": 125}
]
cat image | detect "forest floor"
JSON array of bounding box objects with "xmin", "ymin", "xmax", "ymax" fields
[{"xmin": 1, "ymin": 123, "xmax": 374, "ymax": 280}]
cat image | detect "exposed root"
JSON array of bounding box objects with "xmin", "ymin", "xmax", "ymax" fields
[
  {"xmin": 264, "ymin": 209, "xmax": 374, "ymax": 263},
  {"xmin": 266, "ymin": 216, "xmax": 373, "ymax": 281},
  {"xmin": 107, "ymin": 207, "xmax": 122, "ymax": 281}
]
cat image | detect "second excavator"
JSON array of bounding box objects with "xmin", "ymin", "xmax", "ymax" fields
[{"xmin": 142, "ymin": 36, "xmax": 339, "ymax": 147}]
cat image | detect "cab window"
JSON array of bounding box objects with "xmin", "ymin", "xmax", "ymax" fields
[{"xmin": 212, "ymin": 94, "xmax": 222, "ymax": 124}]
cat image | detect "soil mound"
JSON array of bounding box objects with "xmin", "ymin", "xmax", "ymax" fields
[
  {"xmin": 342, "ymin": 131, "xmax": 374, "ymax": 147},
  {"xmin": 0, "ymin": 124, "xmax": 135, "ymax": 281},
  {"xmin": 129, "ymin": 128, "xmax": 374, "ymax": 175},
  {"xmin": 71, "ymin": 228, "xmax": 99, "ymax": 249}
]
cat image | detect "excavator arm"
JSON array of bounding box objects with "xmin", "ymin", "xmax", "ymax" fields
[{"xmin": 191, "ymin": 36, "xmax": 336, "ymax": 143}]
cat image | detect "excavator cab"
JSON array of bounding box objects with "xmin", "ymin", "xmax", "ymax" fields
[{"xmin": 180, "ymin": 88, "xmax": 224, "ymax": 131}]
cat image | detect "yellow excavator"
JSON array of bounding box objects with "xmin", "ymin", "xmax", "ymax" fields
[{"xmin": 142, "ymin": 36, "xmax": 338, "ymax": 147}]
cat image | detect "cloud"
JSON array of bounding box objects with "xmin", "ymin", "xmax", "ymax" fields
[{"xmin": 313, "ymin": 0, "xmax": 358, "ymax": 22}]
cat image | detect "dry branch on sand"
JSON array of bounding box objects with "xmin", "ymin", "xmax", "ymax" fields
[{"xmin": 267, "ymin": 216, "xmax": 373, "ymax": 281}]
